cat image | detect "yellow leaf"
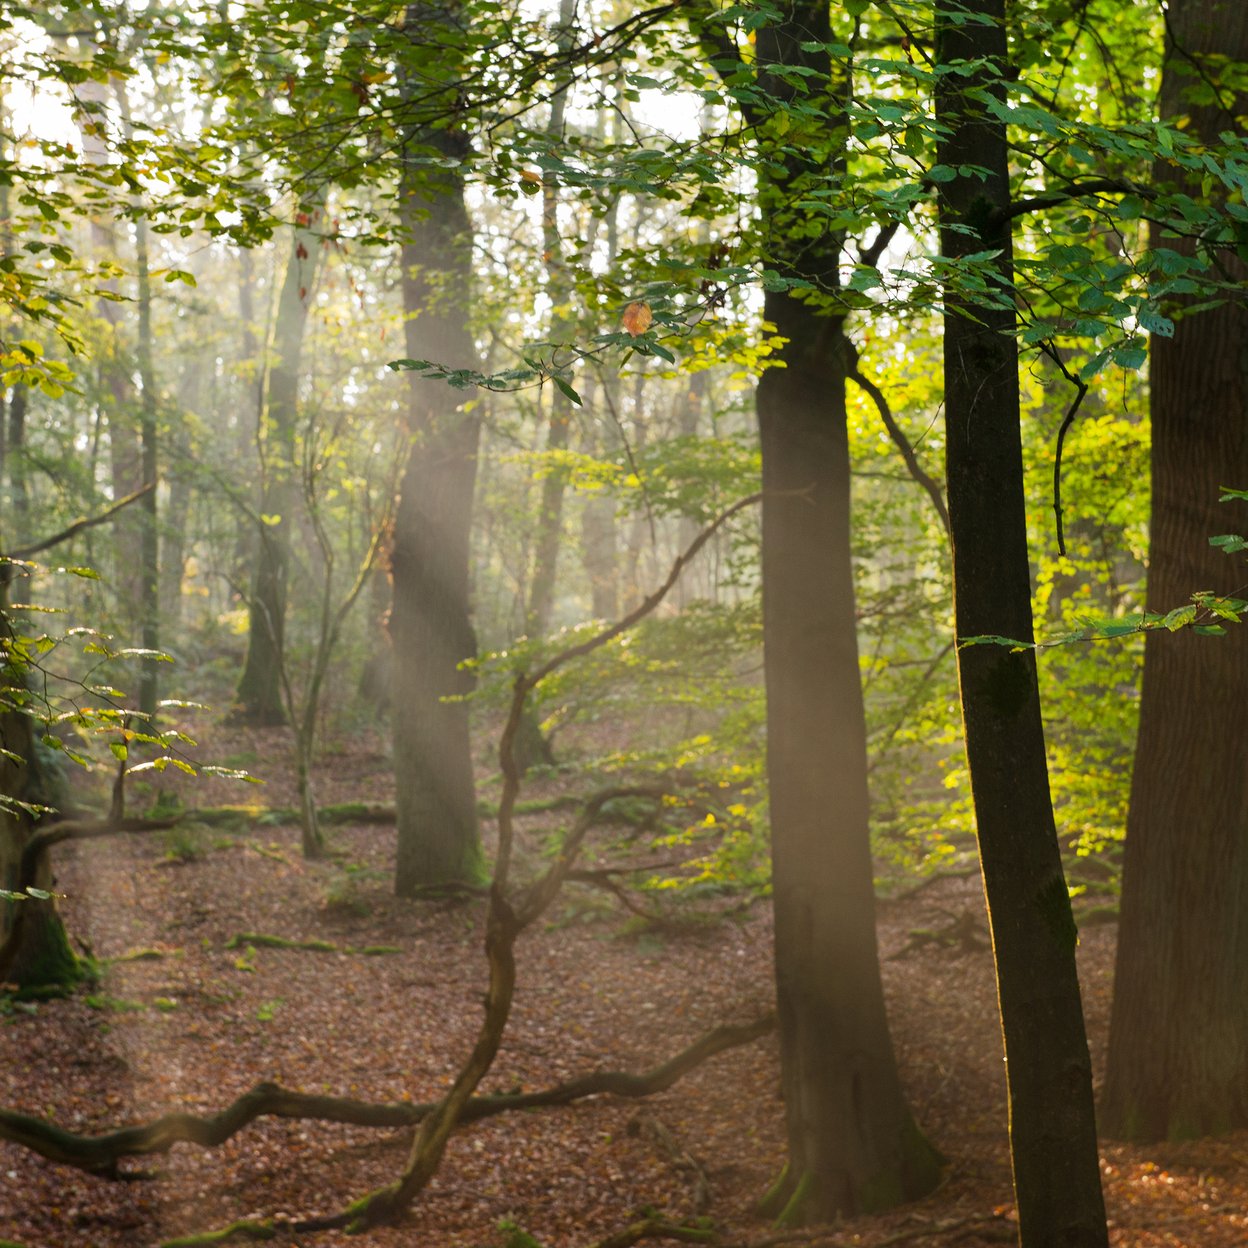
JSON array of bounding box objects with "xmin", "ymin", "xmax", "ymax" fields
[{"xmin": 621, "ymin": 301, "xmax": 653, "ymax": 337}]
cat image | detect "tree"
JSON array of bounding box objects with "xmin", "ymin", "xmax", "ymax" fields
[
  {"xmin": 935, "ymin": 1, "xmax": 1106, "ymax": 1243},
  {"xmin": 695, "ymin": 3, "xmax": 940, "ymax": 1222},
  {"xmin": 391, "ymin": 1, "xmax": 485, "ymax": 894},
  {"xmin": 1101, "ymin": 0, "xmax": 1248, "ymax": 1143},
  {"xmin": 234, "ymin": 200, "xmax": 326, "ymax": 726}
]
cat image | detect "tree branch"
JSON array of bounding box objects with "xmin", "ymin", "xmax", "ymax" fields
[
  {"xmin": 1037, "ymin": 340, "xmax": 1090, "ymax": 557},
  {"xmin": 0, "ymin": 1013, "xmax": 774, "ymax": 1177},
  {"xmin": 994, "ymin": 178, "xmax": 1142, "ymax": 224},
  {"xmin": 845, "ymin": 344, "xmax": 949, "ymax": 536},
  {"xmin": 12, "ymin": 483, "xmax": 157, "ymax": 560}
]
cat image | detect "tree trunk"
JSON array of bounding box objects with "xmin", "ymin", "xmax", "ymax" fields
[
  {"xmin": 1101, "ymin": 0, "xmax": 1248, "ymax": 1143},
  {"xmin": 526, "ymin": 387, "xmax": 571, "ymax": 636},
  {"xmin": 759, "ymin": 290, "xmax": 940, "ymax": 1223},
  {"xmin": 5, "ymin": 384, "xmax": 27, "ymax": 542},
  {"xmin": 391, "ymin": 2, "xmax": 483, "ymax": 893},
  {"xmin": 234, "ymin": 200, "xmax": 325, "ymax": 725},
  {"xmin": 525, "ymin": 0, "xmax": 577, "ymax": 640},
  {"xmin": 0, "ymin": 596, "xmax": 81, "ymax": 994},
  {"xmin": 728, "ymin": 4, "xmax": 940, "ymax": 1223},
  {"xmin": 133, "ymin": 209, "xmax": 161, "ymax": 719},
  {"xmin": 159, "ymin": 445, "xmax": 193, "ymax": 635},
  {"xmin": 935, "ymin": 3, "xmax": 1107, "ymax": 1243}
]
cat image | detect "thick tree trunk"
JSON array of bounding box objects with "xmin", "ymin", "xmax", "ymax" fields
[
  {"xmin": 391, "ymin": 5, "xmax": 483, "ymax": 893},
  {"xmin": 1101, "ymin": 0, "xmax": 1248, "ymax": 1143},
  {"xmin": 935, "ymin": 3, "xmax": 1107, "ymax": 1244},
  {"xmin": 234, "ymin": 203, "xmax": 324, "ymax": 725},
  {"xmin": 739, "ymin": 4, "xmax": 939, "ymax": 1223},
  {"xmin": 759, "ymin": 291, "xmax": 940, "ymax": 1223}
]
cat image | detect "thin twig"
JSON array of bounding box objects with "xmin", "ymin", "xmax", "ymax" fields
[{"xmin": 1038, "ymin": 340, "xmax": 1090, "ymax": 557}]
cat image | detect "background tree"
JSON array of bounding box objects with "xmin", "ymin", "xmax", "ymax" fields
[
  {"xmin": 391, "ymin": 0, "xmax": 486, "ymax": 893},
  {"xmin": 233, "ymin": 199, "xmax": 326, "ymax": 726}
]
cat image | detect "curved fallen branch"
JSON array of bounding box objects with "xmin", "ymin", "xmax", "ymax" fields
[
  {"xmin": 580, "ymin": 1211, "xmax": 1015, "ymax": 1248},
  {"xmin": 0, "ymin": 1014, "xmax": 774, "ymax": 1175},
  {"xmin": 296, "ymin": 494, "xmax": 764, "ymax": 1234}
]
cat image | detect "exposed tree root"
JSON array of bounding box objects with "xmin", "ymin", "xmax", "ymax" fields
[
  {"xmin": 0, "ymin": 1014, "xmax": 774, "ymax": 1175},
  {"xmin": 0, "ymin": 757, "xmax": 179, "ymax": 986},
  {"xmin": 575, "ymin": 1212, "xmax": 1014, "ymax": 1248},
  {"xmin": 158, "ymin": 1221, "xmax": 277, "ymax": 1247}
]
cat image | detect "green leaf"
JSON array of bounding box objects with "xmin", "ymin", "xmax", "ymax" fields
[
  {"xmin": 1210, "ymin": 533, "xmax": 1248, "ymax": 552},
  {"xmin": 1162, "ymin": 605, "xmax": 1197, "ymax": 631},
  {"xmin": 1138, "ymin": 307, "xmax": 1175, "ymax": 338},
  {"xmin": 552, "ymin": 376, "xmax": 582, "ymax": 406}
]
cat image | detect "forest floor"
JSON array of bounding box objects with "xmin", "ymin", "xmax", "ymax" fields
[{"xmin": 1, "ymin": 719, "xmax": 1246, "ymax": 1248}]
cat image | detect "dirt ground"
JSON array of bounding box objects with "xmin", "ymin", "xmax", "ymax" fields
[{"xmin": 1, "ymin": 723, "xmax": 1245, "ymax": 1248}]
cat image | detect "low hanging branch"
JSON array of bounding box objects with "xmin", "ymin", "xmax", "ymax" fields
[
  {"xmin": 0, "ymin": 496, "xmax": 770, "ymax": 1226},
  {"xmin": 0, "ymin": 1014, "xmax": 774, "ymax": 1177},
  {"xmin": 296, "ymin": 492, "xmax": 764, "ymax": 1234}
]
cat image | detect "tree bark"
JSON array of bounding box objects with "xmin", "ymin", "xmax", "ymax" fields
[
  {"xmin": 935, "ymin": 2, "xmax": 1107, "ymax": 1243},
  {"xmin": 1101, "ymin": 0, "xmax": 1248, "ymax": 1143},
  {"xmin": 0, "ymin": 610, "xmax": 80, "ymax": 994},
  {"xmin": 234, "ymin": 199, "xmax": 325, "ymax": 725},
  {"xmin": 133, "ymin": 209, "xmax": 161, "ymax": 719},
  {"xmin": 704, "ymin": 4, "xmax": 940, "ymax": 1222},
  {"xmin": 525, "ymin": 0, "xmax": 577, "ymax": 639},
  {"xmin": 391, "ymin": 0, "xmax": 483, "ymax": 893},
  {"xmin": 759, "ymin": 287, "xmax": 939, "ymax": 1222}
]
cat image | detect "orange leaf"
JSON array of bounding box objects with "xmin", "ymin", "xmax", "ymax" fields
[{"xmin": 621, "ymin": 301, "xmax": 653, "ymax": 337}]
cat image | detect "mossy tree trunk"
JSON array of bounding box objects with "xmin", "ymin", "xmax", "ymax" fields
[
  {"xmin": 935, "ymin": 2, "xmax": 1106, "ymax": 1243},
  {"xmin": 0, "ymin": 668, "xmax": 81, "ymax": 994},
  {"xmin": 1101, "ymin": 0, "xmax": 1248, "ymax": 1143}
]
